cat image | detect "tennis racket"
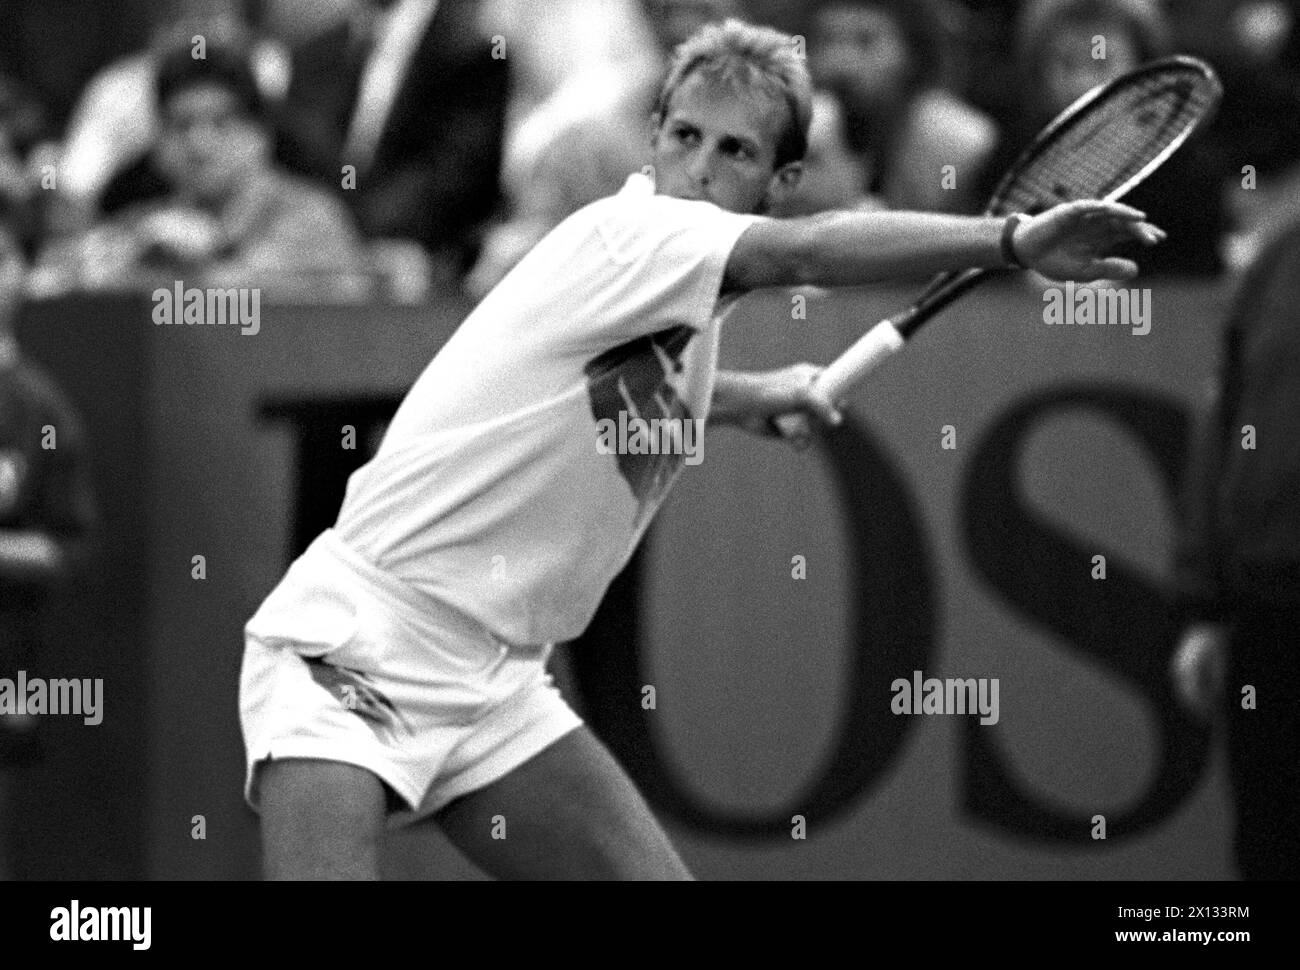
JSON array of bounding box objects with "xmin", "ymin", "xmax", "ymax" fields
[{"xmin": 776, "ymin": 55, "xmax": 1222, "ymax": 437}]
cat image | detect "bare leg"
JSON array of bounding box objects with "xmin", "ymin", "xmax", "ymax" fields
[
  {"xmin": 430, "ymin": 726, "xmax": 692, "ymax": 880},
  {"xmin": 257, "ymin": 758, "xmax": 387, "ymax": 880}
]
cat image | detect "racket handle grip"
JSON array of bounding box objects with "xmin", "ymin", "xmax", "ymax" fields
[
  {"xmin": 773, "ymin": 320, "xmax": 905, "ymax": 438},
  {"xmin": 817, "ymin": 319, "xmax": 906, "ymax": 401}
]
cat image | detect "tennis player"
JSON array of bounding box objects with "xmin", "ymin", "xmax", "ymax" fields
[{"xmin": 240, "ymin": 19, "xmax": 1165, "ymax": 879}]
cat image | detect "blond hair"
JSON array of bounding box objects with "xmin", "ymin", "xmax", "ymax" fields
[{"xmin": 655, "ymin": 19, "xmax": 814, "ymax": 168}]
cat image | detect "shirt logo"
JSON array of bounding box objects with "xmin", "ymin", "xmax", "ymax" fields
[
  {"xmin": 304, "ymin": 657, "xmax": 412, "ymax": 740},
  {"xmin": 584, "ymin": 325, "xmax": 696, "ymax": 527}
]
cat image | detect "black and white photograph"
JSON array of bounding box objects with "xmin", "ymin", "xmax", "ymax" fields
[{"xmin": 0, "ymin": 0, "xmax": 1295, "ymax": 945}]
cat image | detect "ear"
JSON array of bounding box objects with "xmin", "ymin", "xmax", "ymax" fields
[{"xmin": 763, "ymin": 161, "xmax": 803, "ymax": 212}]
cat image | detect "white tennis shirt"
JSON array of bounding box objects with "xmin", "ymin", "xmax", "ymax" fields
[{"xmin": 335, "ymin": 173, "xmax": 764, "ymax": 645}]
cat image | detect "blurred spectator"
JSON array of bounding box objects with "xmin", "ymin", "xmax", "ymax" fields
[
  {"xmin": 37, "ymin": 44, "xmax": 364, "ymax": 295},
  {"xmin": 483, "ymin": 0, "xmax": 661, "ymax": 132},
  {"xmin": 274, "ymin": 0, "xmax": 508, "ymax": 277},
  {"xmin": 0, "ymin": 225, "xmax": 94, "ymax": 772},
  {"xmin": 807, "ymin": 0, "xmax": 999, "ymax": 214},
  {"xmin": 467, "ymin": 0, "xmax": 737, "ymax": 297},
  {"xmin": 0, "ymin": 74, "xmax": 50, "ymax": 255},
  {"xmin": 996, "ymin": 0, "xmax": 1227, "ymax": 275},
  {"xmin": 771, "ymin": 90, "xmax": 884, "ymax": 217},
  {"xmin": 947, "ymin": 0, "xmax": 1022, "ymax": 123},
  {"xmin": 1220, "ymin": 155, "xmax": 1300, "ymax": 274},
  {"xmin": 1194, "ymin": 0, "xmax": 1300, "ymax": 271},
  {"xmin": 1214, "ymin": 0, "xmax": 1300, "ymax": 169},
  {"xmin": 1171, "ymin": 208, "xmax": 1300, "ymax": 879},
  {"xmin": 1016, "ymin": 0, "xmax": 1169, "ymax": 124},
  {"xmin": 53, "ymin": 0, "xmax": 289, "ymax": 232}
]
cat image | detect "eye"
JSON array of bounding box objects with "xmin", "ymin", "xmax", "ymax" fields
[
  {"xmin": 673, "ymin": 125, "xmax": 699, "ymax": 145},
  {"xmin": 723, "ymin": 139, "xmax": 755, "ymax": 161}
]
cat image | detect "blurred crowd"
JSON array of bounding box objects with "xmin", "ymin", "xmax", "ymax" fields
[{"xmin": 0, "ymin": 0, "xmax": 1295, "ymax": 303}]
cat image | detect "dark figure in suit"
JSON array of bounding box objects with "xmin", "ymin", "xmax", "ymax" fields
[
  {"xmin": 275, "ymin": 0, "xmax": 509, "ymax": 272},
  {"xmin": 1172, "ymin": 210, "xmax": 1300, "ymax": 880},
  {"xmin": 0, "ymin": 229, "xmax": 94, "ymax": 764}
]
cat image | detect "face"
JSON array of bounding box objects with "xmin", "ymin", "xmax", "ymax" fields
[
  {"xmin": 1040, "ymin": 21, "xmax": 1141, "ymax": 116},
  {"xmin": 651, "ymin": 72, "xmax": 802, "ymax": 214},
  {"xmin": 157, "ymin": 83, "xmax": 267, "ymax": 201},
  {"xmin": 812, "ymin": 5, "xmax": 911, "ymax": 112}
]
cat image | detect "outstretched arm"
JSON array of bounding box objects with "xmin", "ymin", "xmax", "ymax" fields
[{"xmin": 722, "ymin": 200, "xmax": 1166, "ymax": 294}]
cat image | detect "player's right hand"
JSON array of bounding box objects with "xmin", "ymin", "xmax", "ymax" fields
[
  {"xmin": 748, "ymin": 363, "xmax": 842, "ymax": 450},
  {"xmin": 1170, "ymin": 623, "xmax": 1228, "ymax": 719}
]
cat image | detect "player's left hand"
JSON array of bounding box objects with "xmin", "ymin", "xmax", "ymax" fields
[{"xmin": 1014, "ymin": 200, "xmax": 1166, "ymax": 282}]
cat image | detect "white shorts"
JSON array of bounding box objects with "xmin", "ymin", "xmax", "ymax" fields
[{"xmin": 239, "ymin": 529, "xmax": 583, "ymax": 823}]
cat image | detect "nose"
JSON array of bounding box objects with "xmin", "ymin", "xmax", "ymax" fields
[{"xmin": 688, "ymin": 146, "xmax": 714, "ymax": 187}]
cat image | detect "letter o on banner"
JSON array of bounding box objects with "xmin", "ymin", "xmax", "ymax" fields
[{"xmin": 568, "ymin": 415, "xmax": 938, "ymax": 839}]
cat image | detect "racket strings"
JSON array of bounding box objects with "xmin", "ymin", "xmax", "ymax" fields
[
  {"xmin": 903, "ymin": 60, "xmax": 1219, "ymax": 332},
  {"xmin": 993, "ymin": 68, "xmax": 1220, "ymax": 215}
]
